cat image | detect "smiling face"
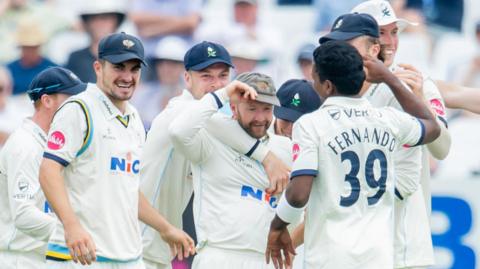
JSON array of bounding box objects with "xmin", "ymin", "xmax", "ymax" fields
[
  {"xmin": 185, "ymin": 63, "xmax": 230, "ymax": 100},
  {"xmin": 378, "ymin": 22, "xmax": 399, "ymax": 67},
  {"xmin": 94, "ymin": 59, "xmax": 141, "ymax": 107},
  {"xmin": 230, "ymin": 98, "xmax": 272, "ymax": 139}
]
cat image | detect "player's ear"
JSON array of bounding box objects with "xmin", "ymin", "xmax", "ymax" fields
[
  {"xmin": 184, "ymin": 71, "xmax": 192, "ymax": 89},
  {"xmin": 325, "ymin": 80, "xmax": 334, "ymax": 96}
]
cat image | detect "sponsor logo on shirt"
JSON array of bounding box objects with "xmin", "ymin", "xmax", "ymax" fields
[
  {"xmin": 292, "ymin": 143, "xmax": 300, "ymax": 161},
  {"xmin": 47, "ymin": 131, "xmax": 65, "ymax": 150},
  {"xmin": 235, "ymin": 155, "xmax": 253, "ymax": 169},
  {"xmin": 430, "ymin": 98, "xmax": 446, "ymax": 117},
  {"xmin": 110, "ymin": 152, "xmax": 140, "ymax": 174},
  {"xmin": 241, "ymin": 185, "xmax": 278, "ymax": 208}
]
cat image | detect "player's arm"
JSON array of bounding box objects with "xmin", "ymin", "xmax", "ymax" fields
[
  {"xmin": 266, "ymin": 118, "xmax": 317, "ymax": 269},
  {"xmin": 39, "ymin": 102, "xmax": 96, "ymax": 265},
  {"xmin": 435, "ymin": 80, "xmax": 480, "ymax": 113},
  {"xmin": 364, "ymin": 56, "xmax": 440, "ymax": 144},
  {"xmin": 206, "ymin": 114, "xmax": 291, "ymax": 194},
  {"xmin": 138, "ymin": 191, "xmax": 195, "ymax": 260},
  {"xmin": 169, "ymin": 80, "xmax": 257, "ymax": 163},
  {"xmin": 8, "ymin": 149, "xmax": 55, "ymax": 242}
]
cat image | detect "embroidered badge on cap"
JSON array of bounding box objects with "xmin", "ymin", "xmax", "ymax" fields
[
  {"xmin": 48, "ymin": 131, "xmax": 66, "ymax": 150},
  {"xmin": 123, "ymin": 39, "xmax": 135, "ymax": 49},
  {"xmin": 207, "ymin": 46, "xmax": 217, "ymax": 57}
]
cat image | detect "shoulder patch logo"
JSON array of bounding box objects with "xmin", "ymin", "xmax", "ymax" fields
[
  {"xmin": 48, "ymin": 131, "xmax": 66, "ymax": 150},
  {"xmin": 292, "ymin": 143, "xmax": 300, "ymax": 161},
  {"xmin": 430, "ymin": 98, "xmax": 445, "ymax": 117},
  {"xmin": 328, "ymin": 108, "xmax": 341, "ymax": 120}
]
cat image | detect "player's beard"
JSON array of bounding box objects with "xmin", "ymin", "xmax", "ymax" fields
[{"xmin": 237, "ymin": 112, "xmax": 271, "ymax": 139}]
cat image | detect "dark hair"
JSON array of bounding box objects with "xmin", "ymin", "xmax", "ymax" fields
[{"xmin": 313, "ymin": 41, "xmax": 365, "ymax": 95}]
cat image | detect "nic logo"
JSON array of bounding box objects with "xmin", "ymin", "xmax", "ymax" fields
[
  {"xmin": 241, "ymin": 185, "xmax": 278, "ymax": 208},
  {"xmin": 110, "ymin": 152, "xmax": 140, "ymax": 174}
]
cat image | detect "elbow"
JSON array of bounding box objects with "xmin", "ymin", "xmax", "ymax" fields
[{"xmin": 286, "ymin": 189, "xmax": 309, "ymax": 208}]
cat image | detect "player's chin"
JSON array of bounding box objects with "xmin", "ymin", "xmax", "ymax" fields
[{"xmin": 249, "ymin": 125, "xmax": 267, "ymax": 138}]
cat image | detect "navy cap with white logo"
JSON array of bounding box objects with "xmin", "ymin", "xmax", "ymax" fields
[
  {"xmin": 274, "ymin": 79, "xmax": 322, "ymax": 122},
  {"xmin": 184, "ymin": 41, "xmax": 234, "ymax": 71},
  {"xmin": 27, "ymin": 67, "xmax": 87, "ymax": 101},
  {"xmin": 319, "ymin": 13, "xmax": 379, "ymax": 44},
  {"xmin": 98, "ymin": 32, "xmax": 147, "ymax": 66}
]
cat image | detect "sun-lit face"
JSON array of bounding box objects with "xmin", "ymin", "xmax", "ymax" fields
[
  {"xmin": 231, "ymin": 98, "xmax": 273, "ymax": 139},
  {"xmin": 95, "ymin": 59, "xmax": 141, "ymax": 106},
  {"xmin": 379, "ymin": 22, "xmax": 399, "ymax": 67},
  {"xmin": 185, "ymin": 63, "xmax": 230, "ymax": 100},
  {"xmin": 275, "ymin": 118, "xmax": 293, "ymax": 139}
]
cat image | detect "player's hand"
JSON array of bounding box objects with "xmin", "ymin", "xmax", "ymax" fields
[
  {"xmin": 64, "ymin": 221, "xmax": 96, "ymax": 265},
  {"xmin": 160, "ymin": 225, "xmax": 196, "ymax": 261},
  {"xmin": 266, "ymin": 226, "xmax": 296, "ymax": 269},
  {"xmin": 363, "ymin": 55, "xmax": 392, "ymax": 84},
  {"xmin": 225, "ymin": 80, "xmax": 258, "ymax": 103},
  {"xmin": 394, "ymin": 63, "xmax": 424, "ymax": 98},
  {"xmin": 263, "ymin": 151, "xmax": 291, "ymax": 195}
]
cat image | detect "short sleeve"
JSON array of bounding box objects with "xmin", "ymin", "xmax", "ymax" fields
[
  {"xmin": 43, "ymin": 102, "xmax": 87, "ymax": 166},
  {"xmin": 383, "ymin": 107, "xmax": 424, "ymax": 147},
  {"xmin": 290, "ymin": 117, "xmax": 319, "ymax": 178},
  {"xmin": 423, "ymin": 77, "xmax": 448, "ymax": 126}
]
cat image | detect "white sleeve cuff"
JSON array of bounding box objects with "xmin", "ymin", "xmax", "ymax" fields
[{"xmin": 276, "ymin": 192, "xmax": 306, "ymax": 224}]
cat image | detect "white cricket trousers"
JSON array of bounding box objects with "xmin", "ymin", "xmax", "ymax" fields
[
  {"xmin": 192, "ymin": 246, "xmax": 275, "ymax": 269},
  {"xmin": 46, "ymin": 259, "xmax": 145, "ymax": 269},
  {"xmin": 0, "ymin": 250, "xmax": 46, "ymax": 269},
  {"xmin": 143, "ymin": 258, "xmax": 171, "ymax": 269}
]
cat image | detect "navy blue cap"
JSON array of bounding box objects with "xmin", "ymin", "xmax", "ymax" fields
[
  {"xmin": 98, "ymin": 32, "xmax": 147, "ymax": 66},
  {"xmin": 274, "ymin": 79, "xmax": 322, "ymax": 122},
  {"xmin": 319, "ymin": 13, "xmax": 379, "ymax": 44},
  {"xmin": 27, "ymin": 67, "xmax": 86, "ymax": 101},
  {"xmin": 297, "ymin": 43, "xmax": 315, "ymax": 62},
  {"xmin": 184, "ymin": 41, "xmax": 234, "ymax": 71}
]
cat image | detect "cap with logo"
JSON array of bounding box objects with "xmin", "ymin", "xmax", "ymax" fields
[
  {"xmin": 27, "ymin": 67, "xmax": 87, "ymax": 102},
  {"xmin": 184, "ymin": 41, "xmax": 234, "ymax": 71},
  {"xmin": 274, "ymin": 79, "xmax": 321, "ymax": 122},
  {"xmin": 319, "ymin": 13, "xmax": 379, "ymax": 44},
  {"xmin": 236, "ymin": 72, "xmax": 280, "ymax": 106},
  {"xmin": 351, "ymin": 0, "xmax": 417, "ymax": 32},
  {"xmin": 98, "ymin": 32, "xmax": 147, "ymax": 66}
]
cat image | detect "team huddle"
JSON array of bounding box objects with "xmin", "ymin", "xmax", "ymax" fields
[{"xmin": 0, "ymin": 1, "xmax": 452, "ymax": 269}]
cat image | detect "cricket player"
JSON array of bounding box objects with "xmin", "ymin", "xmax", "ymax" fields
[
  {"xmin": 0, "ymin": 67, "xmax": 86, "ymax": 269},
  {"xmin": 351, "ymin": 2, "xmax": 452, "ymax": 268},
  {"xmin": 38, "ymin": 32, "xmax": 194, "ymax": 269},
  {"xmin": 266, "ymin": 41, "xmax": 441, "ymax": 269},
  {"xmin": 140, "ymin": 41, "xmax": 290, "ymax": 269},
  {"xmin": 169, "ymin": 72, "xmax": 292, "ymax": 269}
]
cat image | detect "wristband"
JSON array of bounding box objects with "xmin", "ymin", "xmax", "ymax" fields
[{"xmin": 276, "ymin": 192, "xmax": 306, "ymax": 224}]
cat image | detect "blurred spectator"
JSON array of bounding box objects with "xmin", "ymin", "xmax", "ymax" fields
[
  {"xmin": 296, "ymin": 43, "xmax": 315, "ymax": 81},
  {"xmin": 64, "ymin": 1, "xmax": 126, "ymax": 83},
  {"xmin": 6, "ymin": 19, "xmax": 57, "ymax": 95},
  {"xmin": 229, "ymin": 39, "xmax": 265, "ymax": 76},
  {"xmin": 313, "ymin": 0, "xmax": 364, "ymax": 32},
  {"xmin": 196, "ymin": 0, "xmax": 284, "ymax": 83},
  {"xmin": 129, "ymin": 0, "xmax": 202, "ymax": 75},
  {"xmin": 0, "ymin": 0, "xmax": 72, "ymax": 63},
  {"xmin": 0, "ymin": 66, "xmax": 31, "ymax": 148},
  {"xmin": 453, "ymin": 22, "xmax": 480, "ymax": 87},
  {"xmin": 131, "ymin": 36, "xmax": 188, "ymax": 129}
]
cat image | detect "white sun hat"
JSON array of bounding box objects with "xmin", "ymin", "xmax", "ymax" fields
[{"xmin": 351, "ymin": 0, "xmax": 418, "ymax": 32}]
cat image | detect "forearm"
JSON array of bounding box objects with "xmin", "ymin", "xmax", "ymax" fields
[
  {"xmin": 138, "ymin": 192, "xmax": 172, "ymax": 235},
  {"xmin": 0, "ymin": 131, "xmax": 9, "ymax": 145},
  {"xmin": 14, "ymin": 201, "xmax": 55, "ymax": 242},
  {"xmin": 426, "ymin": 120, "xmax": 451, "ymax": 160},
  {"xmin": 291, "ymin": 222, "xmax": 305, "ymax": 248},
  {"xmin": 39, "ymin": 159, "xmax": 79, "ymax": 228},
  {"xmin": 385, "ymin": 75, "xmax": 433, "ymax": 121},
  {"xmin": 207, "ymin": 113, "xmax": 269, "ymax": 162}
]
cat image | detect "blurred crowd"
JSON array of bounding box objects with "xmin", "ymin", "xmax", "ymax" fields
[{"xmin": 1, "ymin": 0, "xmax": 480, "ymax": 179}]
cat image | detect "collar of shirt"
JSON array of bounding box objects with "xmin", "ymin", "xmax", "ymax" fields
[
  {"xmin": 87, "ymin": 83, "xmax": 135, "ymax": 120},
  {"xmin": 320, "ymin": 96, "xmax": 371, "ymax": 109},
  {"xmin": 179, "ymin": 89, "xmax": 194, "ymax": 100},
  {"xmin": 22, "ymin": 118, "xmax": 47, "ymax": 145}
]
